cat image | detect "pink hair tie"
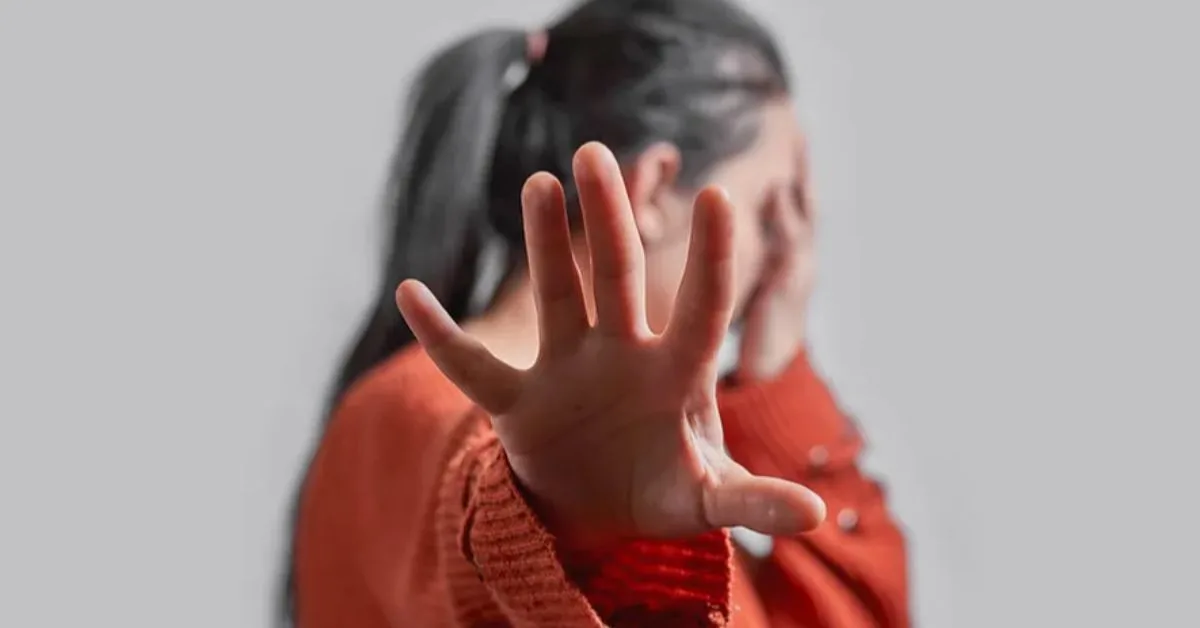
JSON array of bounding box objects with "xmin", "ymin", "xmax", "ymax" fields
[{"xmin": 526, "ymin": 30, "xmax": 548, "ymax": 64}]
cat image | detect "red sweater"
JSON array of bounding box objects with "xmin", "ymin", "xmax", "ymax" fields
[{"xmin": 295, "ymin": 346, "xmax": 908, "ymax": 626}]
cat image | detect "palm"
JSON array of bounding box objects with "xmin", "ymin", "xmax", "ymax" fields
[
  {"xmin": 506, "ymin": 340, "xmax": 721, "ymax": 538},
  {"xmin": 397, "ymin": 143, "xmax": 824, "ymax": 543}
]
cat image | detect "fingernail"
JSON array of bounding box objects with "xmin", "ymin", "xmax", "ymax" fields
[
  {"xmin": 406, "ymin": 280, "xmax": 434, "ymax": 307},
  {"xmin": 573, "ymin": 142, "xmax": 615, "ymax": 181},
  {"xmin": 521, "ymin": 174, "xmax": 546, "ymax": 206}
]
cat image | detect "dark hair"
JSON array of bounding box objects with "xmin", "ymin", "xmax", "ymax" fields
[{"xmin": 279, "ymin": 0, "xmax": 788, "ymax": 623}]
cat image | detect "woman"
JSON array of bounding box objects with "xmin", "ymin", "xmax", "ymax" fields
[{"xmin": 289, "ymin": 0, "xmax": 909, "ymax": 625}]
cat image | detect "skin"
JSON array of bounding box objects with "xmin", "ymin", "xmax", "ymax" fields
[
  {"xmin": 467, "ymin": 99, "xmax": 814, "ymax": 381},
  {"xmin": 397, "ymin": 102, "xmax": 823, "ymax": 546}
]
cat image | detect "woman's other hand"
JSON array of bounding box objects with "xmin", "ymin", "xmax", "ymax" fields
[
  {"xmin": 396, "ymin": 142, "xmax": 825, "ymax": 547},
  {"xmin": 736, "ymin": 138, "xmax": 817, "ymax": 382}
]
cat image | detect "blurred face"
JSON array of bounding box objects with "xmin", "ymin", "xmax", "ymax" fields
[{"xmin": 635, "ymin": 99, "xmax": 806, "ymax": 333}]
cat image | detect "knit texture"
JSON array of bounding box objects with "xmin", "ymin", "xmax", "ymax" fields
[{"xmin": 294, "ymin": 347, "xmax": 909, "ymax": 627}]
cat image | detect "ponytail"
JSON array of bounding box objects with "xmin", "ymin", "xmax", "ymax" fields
[
  {"xmin": 278, "ymin": 28, "xmax": 528, "ymax": 626},
  {"xmin": 332, "ymin": 28, "xmax": 528, "ymax": 405}
]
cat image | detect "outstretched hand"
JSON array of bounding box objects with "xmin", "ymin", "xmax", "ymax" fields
[{"xmin": 397, "ymin": 143, "xmax": 825, "ymax": 545}]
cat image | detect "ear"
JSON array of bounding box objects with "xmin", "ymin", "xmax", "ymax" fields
[{"xmin": 622, "ymin": 142, "xmax": 682, "ymax": 245}]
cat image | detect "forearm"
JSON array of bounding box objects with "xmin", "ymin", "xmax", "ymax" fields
[
  {"xmin": 761, "ymin": 467, "xmax": 910, "ymax": 627},
  {"xmin": 455, "ymin": 411, "xmax": 737, "ymax": 626},
  {"xmin": 295, "ymin": 398, "xmax": 603, "ymax": 627},
  {"xmin": 448, "ymin": 419, "xmax": 604, "ymax": 626},
  {"xmin": 718, "ymin": 351, "xmax": 854, "ymax": 480},
  {"xmin": 717, "ymin": 353, "xmax": 910, "ymax": 626}
]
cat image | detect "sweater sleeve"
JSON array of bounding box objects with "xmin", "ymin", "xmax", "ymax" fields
[
  {"xmin": 452, "ymin": 415, "xmax": 735, "ymax": 626},
  {"xmin": 295, "ymin": 364, "xmax": 735, "ymax": 627},
  {"xmin": 716, "ymin": 353, "xmax": 911, "ymax": 628}
]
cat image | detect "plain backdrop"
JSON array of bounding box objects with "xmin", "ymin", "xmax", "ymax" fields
[{"xmin": 1, "ymin": 0, "xmax": 1197, "ymax": 626}]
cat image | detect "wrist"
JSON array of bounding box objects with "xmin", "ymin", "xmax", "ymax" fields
[
  {"xmin": 737, "ymin": 342, "xmax": 805, "ymax": 383},
  {"xmin": 505, "ymin": 454, "xmax": 625, "ymax": 552},
  {"xmin": 734, "ymin": 342, "xmax": 808, "ymax": 385},
  {"xmin": 736, "ymin": 307, "xmax": 807, "ymax": 382}
]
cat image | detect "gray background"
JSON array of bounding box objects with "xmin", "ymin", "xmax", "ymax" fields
[{"xmin": 1, "ymin": 0, "xmax": 1196, "ymax": 626}]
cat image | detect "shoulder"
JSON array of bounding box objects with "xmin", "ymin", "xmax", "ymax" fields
[{"xmin": 295, "ymin": 344, "xmax": 483, "ymax": 601}]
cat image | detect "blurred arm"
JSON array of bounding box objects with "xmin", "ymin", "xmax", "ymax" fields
[
  {"xmin": 717, "ymin": 353, "xmax": 911, "ymax": 627},
  {"xmin": 295, "ymin": 376, "xmax": 736, "ymax": 627}
]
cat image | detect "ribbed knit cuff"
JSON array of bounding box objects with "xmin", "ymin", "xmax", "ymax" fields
[
  {"xmin": 459, "ymin": 438, "xmax": 603, "ymax": 627},
  {"xmin": 564, "ymin": 531, "xmax": 734, "ymax": 625},
  {"xmin": 718, "ymin": 352, "xmax": 860, "ymax": 478},
  {"xmin": 456, "ymin": 431, "xmax": 735, "ymax": 626}
]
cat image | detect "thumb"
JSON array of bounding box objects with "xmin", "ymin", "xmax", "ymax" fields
[{"xmin": 703, "ymin": 468, "xmax": 826, "ymax": 536}]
